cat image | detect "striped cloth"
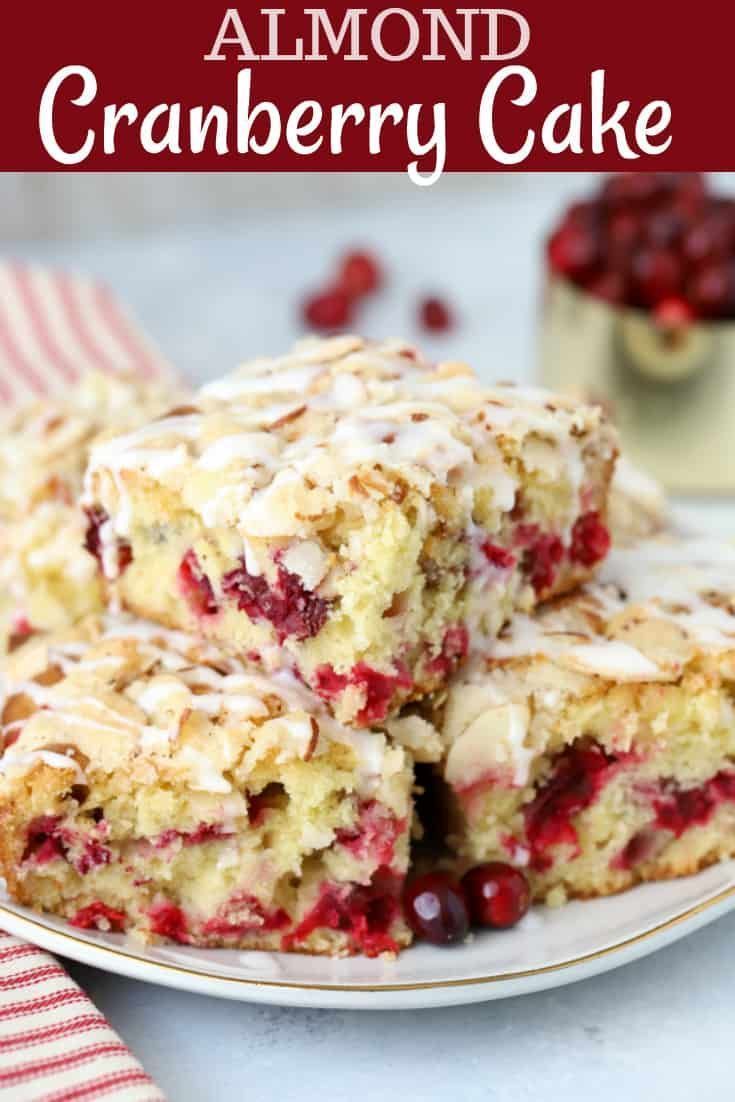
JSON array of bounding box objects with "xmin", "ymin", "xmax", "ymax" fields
[
  {"xmin": 0, "ymin": 261, "xmax": 172, "ymax": 403},
  {"xmin": 0, "ymin": 933, "xmax": 165, "ymax": 1101},
  {"xmin": 0, "ymin": 262, "xmax": 170, "ymax": 1100}
]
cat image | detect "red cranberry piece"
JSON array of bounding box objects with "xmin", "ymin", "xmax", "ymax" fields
[
  {"xmin": 668, "ymin": 172, "xmax": 707, "ymax": 209},
  {"xmin": 584, "ymin": 270, "xmax": 627, "ymax": 306},
  {"xmin": 178, "ymin": 550, "xmax": 218, "ymax": 617},
  {"xmin": 338, "ymin": 250, "xmax": 383, "ymax": 299},
  {"xmin": 481, "ymin": 542, "xmax": 516, "ymax": 570},
  {"xmin": 547, "ymin": 223, "xmax": 600, "ymax": 281},
  {"xmin": 653, "ymin": 296, "xmax": 694, "ymax": 328},
  {"xmin": 403, "ymin": 872, "xmax": 469, "ymax": 946},
  {"xmin": 631, "ymin": 247, "xmax": 682, "ymax": 307},
  {"xmin": 569, "ymin": 512, "xmax": 610, "ymax": 567},
  {"xmin": 522, "ymin": 533, "xmax": 564, "ymax": 594},
  {"xmin": 688, "ymin": 261, "xmax": 735, "ymax": 319},
  {"xmin": 148, "ymin": 901, "xmax": 188, "ymax": 942},
  {"xmin": 83, "ymin": 506, "xmax": 132, "ymax": 575},
  {"xmin": 222, "ymin": 559, "xmax": 328, "ymax": 643},
  {"xmin": 462, "ymin": 862, "xmax": 531, "ymax": 929},
  {"xmin": 645, "ymin": 209, "xmax": 687, "ymax": 250},
  {"xmin": 524, "ymin": 743, "xmax": 616, "ymax": 868},
  {"xmin": 352, "ymin": 661, "xmax": 412, "ymax": 725},
  {"xmin": 606, "ymin": 209, "xmax": 641, "ymax": 253},
  {"xmin": 71, "ymin": 901, "xmax": 127, "ymax": 932},
  {"xmin": 602, "ymin": 173, "xmax": 664, "ymax": 207},
  {"xmin": 419, "ymin": 295, "xmax": 455, "ymax": 333},
  {"xmin": 302, "ymin": 286, "xmax": 354, "ymax": 331}
]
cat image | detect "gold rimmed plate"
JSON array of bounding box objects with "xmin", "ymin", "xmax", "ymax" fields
[{"xmin": 3, "ymin": 863, "xmax": 735, "ymax": 1009}]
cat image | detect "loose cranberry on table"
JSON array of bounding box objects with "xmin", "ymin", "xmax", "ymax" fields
[
  {"xmin": 546, "ymin": 172, "xmax": 735, "ymax": 322},
  {"xmin": 419, "ymin": 295, "xmax": 455, "ymax": 333},
  {"xmin": 302, "ymin": 286, "xmax": 354, "ymax": 331},
  {"xmin": 337, "ymin": 249, "xmax": 383, "ymax": 299},
  {"xmin": 462, "ymin": 862, "xmax": 531, "ymax": 930},
  {"xmin": 403, "ymin": 871, "xmax": 469, "ymax": 946}
]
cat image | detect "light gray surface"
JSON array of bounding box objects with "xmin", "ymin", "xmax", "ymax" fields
[
  {"xmin": 12, "ymin": 177, "xmax": 735, "ymax": 1099},
  {"xmin": 63, "ymin": 908, "xmax": 735, "ymax": 1102}
]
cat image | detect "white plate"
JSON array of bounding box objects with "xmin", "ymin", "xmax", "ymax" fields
[{"xmin": 3, "ymin": 863, "xmax": 735, "ymax": 1010}]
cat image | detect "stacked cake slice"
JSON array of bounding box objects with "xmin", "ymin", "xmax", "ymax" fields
[
  {"xmin": 0, "ymin": 370, "xmax": 187, "ymax": 650},
  {"xmin": 0, "ymin": 616, "xmax": 428, "ymax": 955},
  {"xmin": 4, "ymin": 333, "xmax": 727, "ymax": 958},
  {"xmin": 82, "ymin": 335, "xmax": 617, "ymax": 725},
  {"xmin": 435, "ymin": 538, "xmax": 735, "ymax": 902}
]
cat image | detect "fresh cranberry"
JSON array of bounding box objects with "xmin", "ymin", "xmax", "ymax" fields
[
  {"xmin": 584, "ymin": 270, "xmax": 627, "ymax": 306},
  {"xmin": 403, "ymin": 872, "xmax": 469, "ymax": 946},
  {"xmin": 606, "ymin": 210, "xmax": 641, "ymax": 253},
  {"xmin": 302, "ymin": 286, "xmax": 353, "ymax": 331},
  {"xmin": 221, "ymin": 559, "xmax": 328, "ymax": 643},
  {"xmin": 645, "ymin": 209, "xmax": 687, "ymax": 250},
  {"xmin": 688, "ymin": 261, "xmax": 735, "ymax": 318},
  {"xmin": 83, "ymin": 506, "xmax": 132, "ymax": 575},
  {"xmin": 178, "ymin": 550, "xmax": 218, "ymax": 617},
  {"xmin": 462, "ymin": 862, "xmax": 531, "ymax": 929},
  {"xmin": 338, "ymin": 249, "xmax": 383, "ymax": 298},
  {"xmin": 547, "ymin": 223, "xmax": 600, "ymax": 280},
  {"xmin": 569, "ymin": 512, "xmax": 610, "ymax": 567},
  {"xmin": 631, "ymin": 247, "xmax": 682, "ymax": 307},
  {"xmin": 419, "ymin": 295, "xmax": 455, "ymax": 333},
  {"xmin": 71, "ymin": 902, "xmax": 126, "ymax": 932},
  {"xmin": 602, "ymin": 173, "xmax": 664, "ymax": 207},
  {"xmin": 653, "ymin": 296, "xmax": 694, "ymax": 328}
]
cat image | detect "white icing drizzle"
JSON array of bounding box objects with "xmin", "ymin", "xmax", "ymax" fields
[
  {"xmin": 0, "ymin": 613, "xmax": 402, "ymax": 796},
  {"xmin": 0, "ymin": 748, "xmax": 85, "ymax": 781},
  {"xmin": 84, "ymin": 336, "xmax": 611, "ymax": 555},
  {"xmin": 490, "ymin": 538, "xmax": 735, "ymax": 679}
]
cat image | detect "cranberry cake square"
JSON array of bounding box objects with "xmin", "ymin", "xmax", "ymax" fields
[
  {"xmin": 0, "ymin": 615, "xmax": 431, "ymax": 956},
  {"xmin": 83, "ymin": 336, "xmax": 617, "ymax": 726},
  {"xmin": 0, "ymin": 371, "xmax": 185, "ymax": 651},
  {"xmin": 435, "ymin": 538, "xmax": 735, "ymax": 903}
]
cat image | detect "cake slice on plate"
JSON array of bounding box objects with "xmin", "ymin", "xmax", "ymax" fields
[
  {"xmin": 0, "ymin": 615, "xmax": 438, "ymax": 955},
  {"xmin": 0, "ymin": 371, "xmax": 185, "ymax": 651},
  {"xmin": 434, "ymin": 538, "xmax": 735, "ymax": 903},
  {"xmin": 83, "ymin": 335, "xmax": 618, "ymax": 725}
]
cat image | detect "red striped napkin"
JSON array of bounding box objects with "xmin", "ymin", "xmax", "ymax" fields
[
  {"xmin": 0, "ymin": 933, "xmax": 165, "ymax": 1101},
  {"xmin": 0, "ymin": 261, "xmax": 171, "ymax": 1100},
  {"xmin": 0, "ymin": 261, "xmax": 172, "ymax": 402}
]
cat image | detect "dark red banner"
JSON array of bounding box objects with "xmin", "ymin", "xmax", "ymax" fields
[{"xmin": 2, "ymin": 2, "xmax": 727, "ymax": 176}]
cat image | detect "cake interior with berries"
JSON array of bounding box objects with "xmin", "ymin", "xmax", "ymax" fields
[
  {"xmin": 435, "ymin": 537, "xmax": 735, "ymax": 903},
  {"xmin": 0, "ymin": 616, "xmax": 437, "ymax": 956},
  {"xmin": 0, "ymin": 371, "xmax": 185, "ymax": 651},
  {"xmin": 83, "ymin": 335, "xmax": 617, "ymax": 726}
]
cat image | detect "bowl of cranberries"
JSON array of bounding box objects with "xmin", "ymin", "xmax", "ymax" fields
[{"xmin": 541, "ymin": 173, "xmax": 735, "ymax": 385}]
